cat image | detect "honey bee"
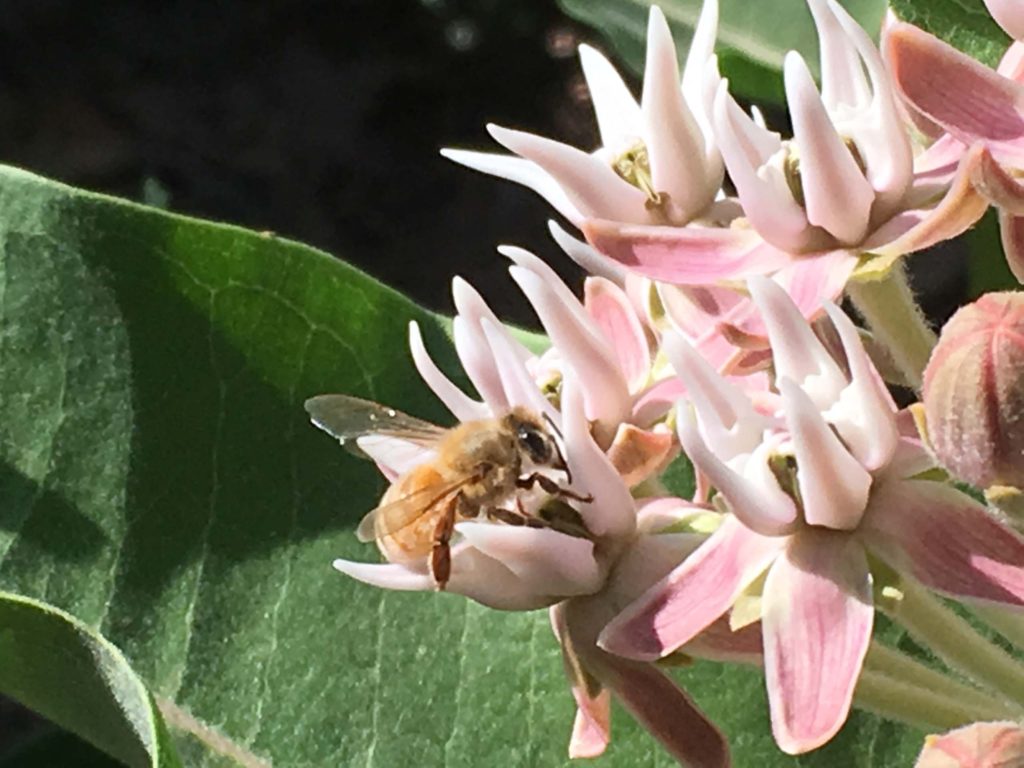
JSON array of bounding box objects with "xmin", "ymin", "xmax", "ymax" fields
[{"xmin": 305, "ymin": 395, "xmax": 593, "ymax": 589}]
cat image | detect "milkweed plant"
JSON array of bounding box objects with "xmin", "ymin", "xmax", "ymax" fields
[{"xmin": 3, "ymin": 0, "xmax": 1024, "ymax": 766}]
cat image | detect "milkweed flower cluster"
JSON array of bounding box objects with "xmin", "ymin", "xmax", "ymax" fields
[{"xmin": 312, "ymin": 0, "xmax": 1024, "ymax": 764}]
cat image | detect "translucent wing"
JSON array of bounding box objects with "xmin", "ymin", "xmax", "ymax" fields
[
  {"xmin": 355, "ymin": 473, "xmax": 477, "ymax": 542},
  {"xmin": 305, "ymin": 394, "xmax": 448, "ymax": 458}
]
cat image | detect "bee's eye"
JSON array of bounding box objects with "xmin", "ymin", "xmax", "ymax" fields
[{"xmin": 517, "ymin": 427, "xmax": 552, "ymax": 463}]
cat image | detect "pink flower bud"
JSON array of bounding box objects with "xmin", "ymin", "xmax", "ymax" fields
[{"xmin": 924, "ymin": 293, "xmax": 1024, "ymax": 488}]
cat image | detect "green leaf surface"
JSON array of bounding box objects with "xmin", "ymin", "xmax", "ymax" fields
[
  {"xmin": 0, "ymin": 592, "xmax": 177, "ymax": 767},
  {"xmin": 890, "ymin": 0, "xmax": 1010, "ymax": 68},
  {"xmin": 0, "ymin": 165, "xmax": 927, "ymax": 765},
  {"xmin": 557, "ymin": 0, "xmax": 888, "ymax": 105}
]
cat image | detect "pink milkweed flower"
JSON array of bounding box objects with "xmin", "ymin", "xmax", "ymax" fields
[
  {"xmin": 598, "ymin": 277, "xmax": 1024, "ymax": 754},
  {"xmin": 325, "ymin": 276, "xmax": 751, "ymax": 765},
  {"xmin": 442, "ymin": 1, "xmax": 724, "ymax": 229},
  {"xmin": 885, "ymin": 18, "xmax": 1024, "ymax": 282},
  {"xmin": 583, "ymin": 0, "xmax": 987, "ymax": 291}
]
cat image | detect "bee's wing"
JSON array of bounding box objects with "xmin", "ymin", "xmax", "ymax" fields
[
  {"xmin": 355, "ymin": 473, "xmax": 476, "ymax": 542},
  {"xmin": 304, "ymin": 394, "xmax": 448, "ymax": 458}
]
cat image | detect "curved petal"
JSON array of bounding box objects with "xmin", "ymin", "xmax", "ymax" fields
[
  {"xmin": 747, "ymin": 276, "xmax": 846, "ymax": 406},
  {"xmin": 823, "ymin": 302, "xmax": 900, "ymax": 470},
  {"xmin": 985, "ymin": 0, "xmax": 1024, "ymax": 42},
  {"xmin": 762, "ymin": 531, "xmax": 873, "ymax": 754},
  {"xmin": 862, "ymin": 480, "xmax": 1024, "ymax": 607},
  {"xmin": 973, "ymin": 146, "xmax": 1024, "ymax": 213},
  {"xmin": 562, "ymin": 372, "xmax": 636, "ymax": 539},
  {"xmin": 809, "ymin": 0, "xmax": 870, "ymax": 112},
  {"xmin": 582, "ymin": 218, "xmax": 795, "ymax": 282},
  {"xmin": 678, "ymin": 407, "xmax": 798, "ymax": 535},
  {"xmin": 585, "ymin": 276, "xmax": 651, "ymax": 391},
  {"xmin": 548, "ymin": 220, "xmax": 629, "ymax": 283},
  {"xmin": 487, "ymin": 124, "xmax": 653, "ymax": 223},
  {"xmin": 785, "ymin": 51, "xmax": 874, "ymax": 244},
  {"xmin": 683, "ymin": 615, "xmax": 764, "ymax": 664},
  {"xmin": 569, "ymin": 686, "xmax": 612, "ymax": 759},
  {"xmin": 456, "ymin": 522, "xmax": 602, "ymax": 597},
  {"xmin": 510, "ymin": 265, "xmax": 630, "ymax": 424},
  {"xmin": 643, "ymin": 7, "xmax": 718, "ymax": 222},
  {"xmin": 599, "ymin": 516, "xmax": 786, "ymax": 660},
  {"xmin": 605, "ymin": 423, "xmax": 675, "ymax": 488},
  {"xmin": 578, "ymin": 44, "xmax": 641, "ymax": 148},
  {"xmin": 779, "ymin": 378, "xmax": 872, "ymax": 531},
  {"xmin": 770, "ymin": 249, "xmax": 857, "ymax": 316},
  {"xmin": 885, "ymin": 23, "xmax": 1024, "ymax": 156},
  {"xmin": 408, "ymin": 321, "xmax": 488, "ymax": 422},
  {"xmin": 439, "ymin": 149, "xmax": 583, "ymax": 224},
  {"xmin": 478, "ymin": 318, "xmax": 557, "ymax": 421}
]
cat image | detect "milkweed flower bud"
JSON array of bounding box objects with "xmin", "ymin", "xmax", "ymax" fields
[{"xmin": 923, "ymin": 292, "xmax": 1024, "ymax": 488}]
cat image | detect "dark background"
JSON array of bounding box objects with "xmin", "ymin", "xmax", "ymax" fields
[{"xmin": 0, "ymin": 0, "xmax": 974, "ymax": 761}]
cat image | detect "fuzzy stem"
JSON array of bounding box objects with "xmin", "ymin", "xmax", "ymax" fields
[
  {"xmin": 847, "ymin": 266, "xmax": 935, "ymax": 390},
  {"xmin": 973, "ymin": 603, "xmax": 1024, "ymax": 654},
  {"xmin": 884, "ymin": 581, "xmax": 1024, "ymax": 708},
  {"xmin": 855, "ymin": 669, "xmax": 1010, "ymax": 732},
  {"xmin": 864, "ymin": 642, "xmax": 1019, "ymax": 720}
]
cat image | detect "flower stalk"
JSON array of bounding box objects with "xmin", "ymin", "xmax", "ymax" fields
[
  {"xmin": 882, "ymin": 580, "xmax": 1024, "ymax": 709},
  {"xmin": 846, "ymin": 266, "xmax": 936, "ymax": 389}
]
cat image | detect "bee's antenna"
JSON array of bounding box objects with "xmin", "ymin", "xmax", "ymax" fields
[{"xmin": 543, "ymin": 413, "xmax": 573, "ymax": 485}]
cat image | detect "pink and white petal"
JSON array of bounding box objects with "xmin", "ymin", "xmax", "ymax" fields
[
  {"xmin": 823, "ymin": 303, "xmax": 900, "ymax": 470},
  {"xmin": 456, "ymin": 522, "xmax": 603, "ymax": 597},
  {"xmin": 868, "ymin": 144, "xmax": 989, "ymax": 258},
  {"xmin": 510, "ymin": 264, "xmax": 630, "ymax": 424},
  {"xmin": 998, "ymin": 208, "xmax": 1024, "ymax": 283},
  {"xmin": 1000, "ymin": 40, "xmax": 1024, "ymax": 81},
  {"xmin": 985, "ymin": 0, "xmax": 1024, "ymax": 43},
  {"xmin": 714, "ymin": 83, "xmax": 816, "ymax": 251},
  {"xmin": 972, "ymin": 145, "xmax": 1024, "ymax": 213},
  {"xmin": 632, "ymin": 375, "xmax": 687, "ymax": 426},
  {"xmin": 585, "ymin": 276, "xmax": 651, "ymax": 390},
  {"xmin": 911, "ymin": 134, "xmax": 965, "ymax": 187},
  {"xmin": 762, "ymin": 531, "xmax": 873, "ymax": 754},
  {"xmin": 453, "ymin": 276, "xmax": 535, "ymax": 365},
  {"xmin": 770, "ymin": 250, "xmax": 857, "ymax": 324},
  {"xmin": 408, "ymin": 321, "xmax": 488, "ymax": 422},
  {"xmin": 333, "ymin": 557, "xmax": 433, "ymax": 591},
  {"xmin": 548, "ymin": 219, "xmax": 629, "ymax": 283},
  {"xmin": 809, "ymin": 0, "xmax": 870, "ymax": 112},
  {"xmin": 599, "ymin": 516, "xmax": 786, "ymax": 660},
  {"xmin": 569, "ymin": 685, "xmax": 612, "ymax": 759},
  {"xmin": 605, "ymin": 423, "xmax": 675, "ymax": 488},
  {"xmin": 605, "ymin": 531, "xmax": 707, "ymax": 611},
  {"xmin": 578, "ymin": 44, "xmax": 642, "ymax": 148},
  {"xmin": 779, "ymin": 378, "xmax": 873, "ymax": 531},
  {"xmin": 562, "ymin": 372, "xmax": 637, "ymax": 539},
  {"xmin": 664, "ymin": 332, "xmax": 767, "ymax": 459},
  {"xmin": 582, "ymin": 218, "xmax": 795, "ymax": 283},
  {"xmin": 862, "ymin": 480, "xmax": 1024, "ymax": 607},
  {"xmin": 439, "ymin": 149, "xmax": 584, "ymax": 225},
  {"xmin": 643, "ymin": 7, "xmax": 716, "ymax": 222},
  {"xmin": 885, "ymin": 24, "xmax": 1024, "ymax": 152},
  {"xmin": 479, "ymin": 318, "xmax": 558, "ymax": 422},
  {"xmin": 747, "ymin": 276, "xmax": 846, "ymax": 405},
  {"xmin": 592, "ymin": 652, "xmax": 731, "ymax": 768},
  {"xmin": 453, "ymin": 315, "xmax": 507, "ymax": 412},
  {"xmin": 683, "ymin": 615, "xmax": 764, "ymax": 664},
  {"xmin": 785, "ymin": 51, "xmax": 874, "ymax": 244},
  {"xmin": 487, "ymin": 124, "xmax": 653, "ymax": 223},
  {"xmin": 678, "ymin": 407, "xmax": 798, "ymax": 535}
]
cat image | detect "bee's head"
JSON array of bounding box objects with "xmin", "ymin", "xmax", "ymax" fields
[{"xmin": 505, "ymin": 408, "xmax": 571, "ymax": 479}]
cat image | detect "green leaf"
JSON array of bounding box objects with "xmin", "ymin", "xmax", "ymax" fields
[
  {"xmin": 1, "ymin": 729, "xmax": 124, "ymax": 768},
  {"xmin": 0, "ymin": 164, "xmax": 927, "ymax": 766},
  {"xmin": 557, "ymin": 0, "xmax": 888, "ymax": 105},
  {"xmin": 890, "ymin": 0, "xmax": 1011, "ymax": 68},
  {"xmin": 0, "ymin": 591, "xmax": 178, "ymax": 767}
]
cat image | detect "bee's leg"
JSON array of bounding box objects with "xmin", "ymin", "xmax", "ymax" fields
[
  {"xmin": 488, "ymin": 504, "xmax": 546, "ymax": 528},
  {"xmin": 516, "ymin": 472, "xmax": 594, "ymax": 503},
  {"xmin": 431, "ymin": 492, "xmax": 461, "ymax": 590}
]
